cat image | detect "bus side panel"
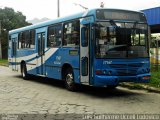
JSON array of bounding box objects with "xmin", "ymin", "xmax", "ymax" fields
[
  {"xmin": 46, "ymin": 67, "xmax": 61, "ymax": 79},
  {"xmin": 16, "ymin": 49, "xmax": 37, "ymax": 75},
  {"xmin": 73, "ymin": 69, "xmax": 80, "ymax": 84},
  {"xmin": 45, "ymin": 47, "xmax": 80, "ymax": 83},
  {"xmin": 45, "ymin": 48, "xmax": 61, "ymax": 79},
  {"xmin": 59, "ymin": 48, "xmax": 80, "ymax": 83}
]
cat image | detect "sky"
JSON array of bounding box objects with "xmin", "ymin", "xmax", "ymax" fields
[{"xmin": 0, "ymin": 0, "xmax": 160, "ymax": 20}]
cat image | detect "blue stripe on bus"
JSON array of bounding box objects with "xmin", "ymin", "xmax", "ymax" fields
[{"xmin": 9, "ymin": 48, "xmax": 51, "ymax": 65}]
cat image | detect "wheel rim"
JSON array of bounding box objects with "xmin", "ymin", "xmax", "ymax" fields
[{"xmin": 66, "ymin": 73, "xmax": 73, "ymax": 86}]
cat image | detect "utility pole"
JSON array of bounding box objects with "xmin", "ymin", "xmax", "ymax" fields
[
  {"xmin": 0, "ymin": 20, "xmax": 2, "ymax": 59},
  {"xmin": 57, "ymin": 0, "xmax": 60, "ymax": 17},
  {"xmin": 0, "ymin": 6, "xmax": 3, "ymax": 59}
]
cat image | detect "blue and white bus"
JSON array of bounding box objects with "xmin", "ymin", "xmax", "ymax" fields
[{"xmin": 8, "ymin": 8, "xmax": 150, "ymax": 91}]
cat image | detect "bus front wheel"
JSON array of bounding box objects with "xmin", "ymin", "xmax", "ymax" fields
[{"xmin": 64, "ymin": 68, "xmax": 77, "ymax": 91}]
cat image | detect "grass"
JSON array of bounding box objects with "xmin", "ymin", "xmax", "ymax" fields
[
  {"xmin": 0, "ymin": 59, "xmax": 8, "ymax": 66},
  {"xmin": 150, "ymin": 70, "xmax": 160, "ymax": 88}
]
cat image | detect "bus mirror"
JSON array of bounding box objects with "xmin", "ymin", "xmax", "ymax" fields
[{"xmin": 81, "ymin": 27, "xmax": 88, "ymax": 47}]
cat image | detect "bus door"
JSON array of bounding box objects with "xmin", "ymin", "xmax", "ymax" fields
[
  {"xmin": 37, "ymin": 32, "xmax": 45, "ymax": 75},
  {"xmin": 12, "ymin": 37, "xmax": 18, "ymax": 71},
  {"xmin": 80, "ymin": 24, "xmax": 90, "ymax": 84}
]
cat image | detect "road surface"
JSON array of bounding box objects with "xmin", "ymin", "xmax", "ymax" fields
[{"xmin": 0, "ymin": 66, "xmax": 159, "ymax": 119}]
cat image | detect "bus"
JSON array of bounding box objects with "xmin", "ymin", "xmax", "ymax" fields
[{"xmin": 8, "ymin": 8, "xmax": 150, "ymax": 91}]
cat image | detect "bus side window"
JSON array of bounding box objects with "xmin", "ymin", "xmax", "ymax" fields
[
  {"xmin": 18, "ymin": 29, "xmax": 35, "ymax": 49},
  {"xmin": 63, "ymin": 20, "xmax": 80, "ymax": 47},
  {"xmin": 48, "ymin": 24, "xmax": 62, "ymax": 47},
  {"xmin": 25, "ymin": 30, "xmax": 30, "ymax": 48},
  {"xmin": 30, "ymin": 30, "xmax": 35, "ymax": 49},
  {"xmin": 18, "ymin": 33, "xmax": 21, "ymax": 49},
  {"xmin": 81, "ymin": 25, "xmax": 89, "ymax": 47},
  {"xmin": 18, "ymin": 31, "xmax": 27, "ymax": 49},
  {"xmin": 21, "ymin": 32, "xmax": 25, "ymax": 48}
]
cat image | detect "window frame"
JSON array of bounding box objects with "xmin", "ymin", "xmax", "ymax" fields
[
  {"xmin": 47, "ymin": 24, "xmax": 62, "ymax": 48},
  {"xmin": 30, "ymin": 29, "xmax": 36, "ymax": 49},
  {"xmin": 18, "ymin": 29, "xmax": 36, "ymax": 49},
  {"xmin": 63, "ymin": 19, "xmax": 80, "ymax": 47}
]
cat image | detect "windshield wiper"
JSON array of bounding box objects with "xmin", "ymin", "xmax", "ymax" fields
[
  {"xmin": 109, "ymin": 20, "xmax": 117, "ymax": 27},
  {"xmin": 132, "ymin": 21, "xmax": 138, "ymax": 37},
  {"xmin": 133, "ymin": 21, "xmax": 138, "ymax": 29}
]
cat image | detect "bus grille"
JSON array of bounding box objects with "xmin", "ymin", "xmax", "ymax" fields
[
  {"xmin": 116, "ymin": 69, "xmax": 138, "ymax": 76},
  {"xmin": 109, "ymin": 63, "xmax": 143, "ymax": 68},
  {"xmin": 109, "ymin": 63, "xmax": 143, "ymax": 76}
]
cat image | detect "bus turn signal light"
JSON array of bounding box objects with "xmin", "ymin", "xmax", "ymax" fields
[
  {"xmin": 142, "ymin": 76, "xmax": 150, "ymax": 80},
  {"xmin": 96, "ymin": 70, "xmax": 102, "ymax": 75}
]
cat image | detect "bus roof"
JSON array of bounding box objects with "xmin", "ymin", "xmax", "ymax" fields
[
  {"xmin": 9, "ymin": 8, "xmax": 144, "ymax": 35},
  {"xmin": 9, "ymin": 9, "xmax": 94, "ymax": 35}
]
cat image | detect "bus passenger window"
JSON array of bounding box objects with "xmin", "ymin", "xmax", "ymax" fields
[
  {"xmin": 18, "ymin": 29, "xmax": 35, "ymax": 49},
  {"xmin": 18, "ymin": 33, "xmax": 21, "ymax": 49},
  {"xmin": 63, "ymin": 20, "xmax": 80, "ymax": 47},
  {"xmin": 30, "ymin": 30, "xmax": 35, "ymax": 49},
  {"xmin": 25, "ymin": 31, "xmax": 30, "ymax": 48},
  {"xmin": 48, "ymin": 24, "xmax": 62, "ymax": 47},
  {"xmin": 21, "ymin": 32, "xmax": 25, "ymax": 48}
]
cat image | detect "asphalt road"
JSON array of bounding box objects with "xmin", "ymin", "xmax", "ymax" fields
[{"xmin": 0, "ymin": 66, "xmax": 160, "ymax": 119}]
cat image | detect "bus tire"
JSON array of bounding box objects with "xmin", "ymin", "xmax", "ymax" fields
[
  {"xmin": 21, "ymin": 63, "xmax": 29, "ymax": 80},
  {"xmin": 64, "ymin": 68, "xmax": 77, "ymax": 91}
]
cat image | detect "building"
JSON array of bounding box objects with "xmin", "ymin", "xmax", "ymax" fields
[
  {"xmin": 142, "ymin": 7, "xmax": 160, "ymax": 65},
  {"xmin": 142, "ymin": 7, "xmax": 160, "ymax": 33}
]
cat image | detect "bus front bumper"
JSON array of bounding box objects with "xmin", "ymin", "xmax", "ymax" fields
[{"xmin": 94, "ymin": 73, "xmax": 150, "ymax": 87}]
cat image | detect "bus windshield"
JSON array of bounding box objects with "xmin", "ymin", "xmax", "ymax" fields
[{"xmin": 95, "ymin": 21, "xmax": 149, "ymax": 58}]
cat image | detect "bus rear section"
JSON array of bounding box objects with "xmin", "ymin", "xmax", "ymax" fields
[{"xmin": 91, "ymin": 9, "xmax": 150, "ymax": 87}]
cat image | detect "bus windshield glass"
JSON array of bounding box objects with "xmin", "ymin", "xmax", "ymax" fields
[{"xmin": 95, "ymin": 21, "xmax": 149, "ymax": 58}]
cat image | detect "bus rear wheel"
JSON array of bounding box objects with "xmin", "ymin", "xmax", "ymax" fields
[
  {"xmin": 21, "ymin": 63, "xmax": 29, "ymax": 80},
  {"xmin": 64, "ymin": 68, "xmax": 77, "ymax": 91}
]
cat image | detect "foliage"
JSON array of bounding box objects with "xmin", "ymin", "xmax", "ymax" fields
[
  {"xmin": 150, "ymin": 65, "xmax": 160, "ymax": 88},
  {"xmin": 0, "ymin": 7, "xmax": 31, "ymax": 58},
  {"xmin": 0, "ymin": 59, "xmax": 8, "ymax": 66},
  {"xmin": 150, "ymin": 71, "xmax": 160, "ymax": 88}
]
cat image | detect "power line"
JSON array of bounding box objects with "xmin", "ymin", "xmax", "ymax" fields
[{"xmin": 74, "ymin": 3, "xmax": 88, "ymax": 10}]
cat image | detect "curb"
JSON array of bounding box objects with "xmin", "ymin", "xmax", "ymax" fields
[{"xmin": 120, "ymin": 83, "xmax": 160, "ymax": 94}]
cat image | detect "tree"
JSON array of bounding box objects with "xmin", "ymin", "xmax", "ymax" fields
[{"xmin": 0, "ymin": 7, "xmax": 31, "ymax": 59}]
